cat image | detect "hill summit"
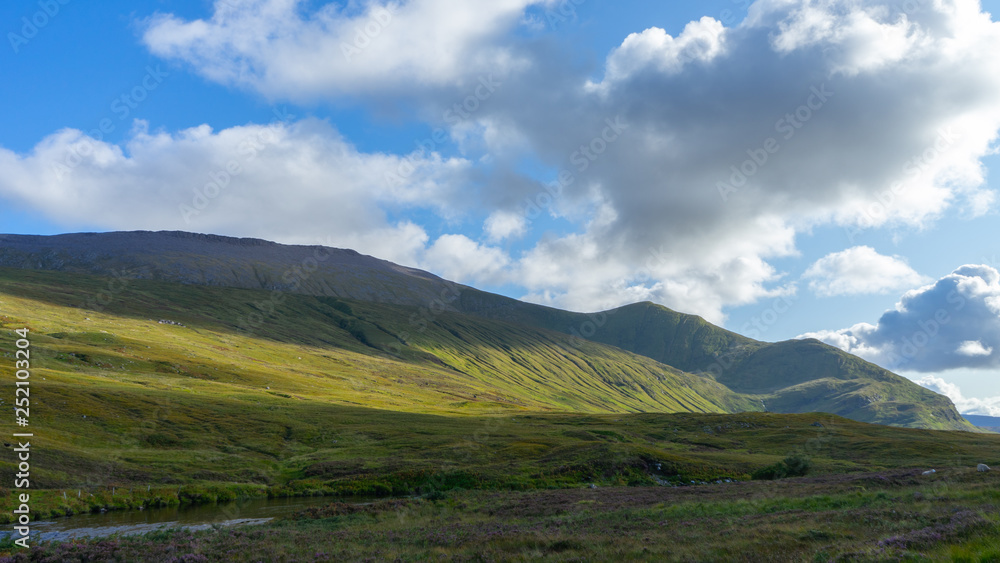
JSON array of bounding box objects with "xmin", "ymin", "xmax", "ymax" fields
[{"xmin": 0, "ymin": 230, "xmax": 974, "ymax": 431}]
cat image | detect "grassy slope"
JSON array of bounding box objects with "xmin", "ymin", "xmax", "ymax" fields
[
  {"xmin": 457, "ymin": 293, "xmax": 972, "ymax": 430},
  {"xmin": 457, "ymin": 291, "xmax": 751, "ymax": 370},
  {"xmin": 0, "ymin": 267, "xmax": 995, "ymax": 505},
  {"xmin": 5, "ymin": 270, "xmax": 1000, "ymax": 560},
  {"xmin": 0, "ymin": 267, "xmax": 755, "ymax": 491},
  {"xmin": 0, "ymin": 267, "xmax": 754, "ymax": 416},
  {"xmin": 0, "ymin": 232, "xmax": 972, "ymax": 430}
]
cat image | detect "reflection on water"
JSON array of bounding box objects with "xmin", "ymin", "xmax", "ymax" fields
[{"xmin": 10, "ymin": 495, "xmax": 346, "ymax": 543}]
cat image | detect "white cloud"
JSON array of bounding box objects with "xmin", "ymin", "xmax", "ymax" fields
[
  {"xmin": 421, "ymin": 234, "xmax": 510, "ymax": 286},
  {"xmin": 0, "ymin": 118, "xmax": 470, "ymax": 263},
  {"xmin": 7, "ymin": 0, "xmax": 1000, "ymax": 325},
  {"xmin": 142, "ymin": 0, "xmax": 547, "ymax": 100},
  {"xmin": 759, "ymin": 0, "xmax": 931, "ymax": 75},
  {"xmin": 802, "ymin": 246, "xmax": 929, "ymax": 297},
  {"xmin": 331, "ymin": 222, "xmax": 430, "ymax": 268},
  {"xmin": 916, "ymin": 375, "xmax": 1000, "ymax": 416},
  {"xmin": 515, "ymin": 214, "xmax": 794, "ymax": 322},
  {"xmin": 957, "ymin": 340, "xmax": 993, "ymax": 357},
  {"xmin": 801, "ymin": 265, "xmax": 1000, "ymax": 372},
  {"xmin": 483, "ymin": 210, "xmax": 526, "ymax": 242},
  {"xmin": 133, "ymin": 0, "xmax": 1000, "ymax": 323},
  {"xmin": 476, "ymin": 0, "xmax": 1000, "ymax": 321},
  {"xmin": 591, "ymin": 16, "xmax": 728, "ymax": 88}
]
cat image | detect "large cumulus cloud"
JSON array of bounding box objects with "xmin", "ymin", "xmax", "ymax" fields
[
  {"xmin": 802, "ymin": 265, "xmax": 1000, "ymax": 372},
  {"xmin": 141, "ymin": 0, "xmax": 551, "ymax": 100},
  {"xmin": 496, "ymin": 0, "xmax": 1000, "ymax": 319},
  {"xmin": 3, "ymin": 0, "xmax": 1000, "ymax": 323},
  {"xmin": 0, "ymin": 117, "xmax": 497, "ymax": 274}
]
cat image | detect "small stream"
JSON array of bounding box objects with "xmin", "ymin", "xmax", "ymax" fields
[{"xmin": 8, "ymin": 495, "xmax": 351, "ymax": 543}]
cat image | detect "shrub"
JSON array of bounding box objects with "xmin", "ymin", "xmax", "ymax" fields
[
  {"xmin": 751, "ymin": 463, "xmax": 786, "ymax": 481},
  {"xmin": 752, "ymin": 454, "xmax": 811, "ymax": 480},
  {"xmin": 424, "ymin": 489, "xmax": 447, "ymax": 501},
  {"xmin": 783, "ymin": 454, "xmax": 811, "ymax": 477}
]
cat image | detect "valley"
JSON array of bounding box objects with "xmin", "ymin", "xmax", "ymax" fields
[{"xmin": 0, "ymin": 234, "xmax": 997, "ymax": 560}]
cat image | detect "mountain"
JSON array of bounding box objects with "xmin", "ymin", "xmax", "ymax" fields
[
  {"xmin": 455, "ymin": 296, "xmax": 968, "ymax": 429},
  {"xmin": 0, "ymin": 267, "xmax": 756, "ymax": 417},
  {"xmin": 0, "ymin": 231, "xmax": 455, "ymax": 307},
  {"xmin": 963, "ymin": 414, "xmax": 1000, "ymax": 432},
  {"xmin": 0, "ymin": 230, "xmax": 974, "ymax": 431}
]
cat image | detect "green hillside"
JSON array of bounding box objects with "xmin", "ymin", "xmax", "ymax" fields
[
  {"xmin": 0, "ymin": 264, "xmax": 980, "ymax": 496},
  {"xmin": 0, "ymin": 268, "xmax": 757, "ymax": 417},
  {"xmin": 0, "ymin": 231, "xmax": 974, "ymax": 430},
  {"xmin": 457, "ymin": 291, "xmax": 754, "ymax": 370},
  {"xmin": 0, "ymin": 266, "xmax": 764, "ymax": 492},
  {"xmin": 3, "ymin": 265, "xmax": 1000, "ymax": 559},
  {"xmin": 458, "ymin": 295, "xmax": 971, "ymax": 430},
  {"xmin": 0, "ymin": 231, "xmax": 975, "ymax": 432}
]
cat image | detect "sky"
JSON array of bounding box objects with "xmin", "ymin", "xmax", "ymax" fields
[{"xmin": 2, "ymin": 0, "xmax": 1000, "ymax": 413}]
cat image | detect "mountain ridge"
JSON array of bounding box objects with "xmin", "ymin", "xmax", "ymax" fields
[
  {"xmin": 0, "ymin": 230, "xmax": 975, "ymax": 430},
  {"xmin": 0, "ymin": 231, "xmax": 457, "ymax": 308}
]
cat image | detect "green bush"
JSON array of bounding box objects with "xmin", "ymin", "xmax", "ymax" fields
[
  {"xmin": 752, "ymin": 454, "xmax": 811, "ymax": 480},
  {"xmin": 783, "ymin": 454, "xmax": 811, "ymax": 476},
  {"xmin": 751, "ymin": 463, "xmax": 786, "ymax": 480}
]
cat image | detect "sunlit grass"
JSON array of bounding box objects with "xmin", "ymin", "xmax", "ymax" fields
[{"xmin": 1, "ymin": 266, "xmax": 997, "ymax": 559}]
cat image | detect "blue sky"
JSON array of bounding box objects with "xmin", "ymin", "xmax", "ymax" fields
[{"xmin": 3, "ymin": 0, "xmax": 1000, "ymax": 412}]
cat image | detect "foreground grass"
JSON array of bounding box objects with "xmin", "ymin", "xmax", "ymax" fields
[
  {"xmin": 2, "ymin": 267, "xmax": 999, "ymax": 559},
  {"xmin": 4, "ymin": 468, "xmax": 1000, "ymax": 561},
  {"xmin": 4, "ymin": 405, "xmax": 1000, "ymax": 524},
  {"xmin": 2, "ymin": 266, "xmax": 997, "ymax": 525}
]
